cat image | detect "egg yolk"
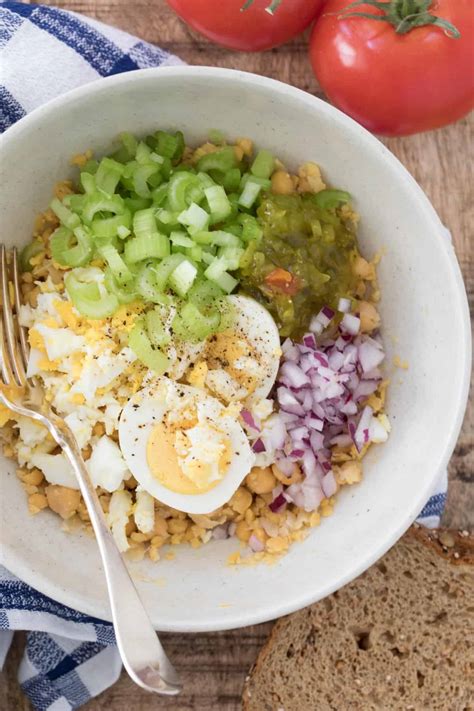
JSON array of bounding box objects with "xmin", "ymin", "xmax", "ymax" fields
[
  {"xmin": 146, "ymin": 422, "xmax": 232, "ymax": 495},
  {"xmin": 205, "ymin": 331, "xmax": 260, "ymax": 395}
]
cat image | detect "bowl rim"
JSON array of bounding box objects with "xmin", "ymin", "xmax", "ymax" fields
[{"xmin": 1, "ymin": 66, "xmax": 471, "ymax": 632}]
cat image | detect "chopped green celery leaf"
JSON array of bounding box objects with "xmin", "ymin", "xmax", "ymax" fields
[
  {"xmin": 120, "ymin": 131, "xmax": 138, "ymax": 159},
  {"xmin": 124, "ymin": 233, "xmax": 170, "ymax": 263},
  {"xmin": 128, "ymin": 318, "xmax": 169, "ymax": 374},
  {"xmin": 178, "ymin": 202, "xmax": 209, "ymax": 235},
  {"xmin": 104, "ymin": 267, "xmax": 138, "ymax": 304},
  {"xmin": 222, "ymin": 168, "xmax": 241, "ymax": 193},
  {"xmin": 188, "ymin": 279, "xmax": 224, "ymax": 308},
  {"xmin": 312, "ymin": 189, "xmax": 351, "ymax": 209},
  {"xmin": 239, "ymin": 214, "xmax": 263, "ymax": 243},
  {"xmin": 145, "ymin": 308, "xmax": 171, "ymax": 347},
  {"xmin": 204, "ymin": 185, "xmax": 232, "ymax": 223},
  {"xmin": 217, "ymin": 246, "xmax": 244, "ymax": 270},
  {"xmin": 83, "ymin": 159, "xmax": 99, "ymax": 174},
  {"xmin": 65, "ymin": 272, "xmax": 118, "ymax": 319},
  {"xmin": 153, "ymin": 253, "xmax": 186, "ymax": 291},
  {"xmin": 186, "ymin": 245, "xmax": 203, "ymax": 263},
  {"xmin": 212, "ymin": 270, "xmax": 238, "ymax": 294},
  {"xmin": 95, "ymin": 157, "xmax": 124, "ymax": 196},
  {"xmin": 151, "ymin": 183, "xmax": 169, "ymax": 206},
  {"xmin": 20, "ymin": 240, "xmax": 45, "ymax": 272},
  {"xmin": 197, "ymin": 147, "xmax": 237, "ymax": 174},
  {"xmin": 50, "ymin": 197, "xmax": 81, "ymax": 230},
  {"xmin": 194, "ymin": 230, "xmax": 241, "ymax": 247},
  {"xmin": 136, "ymin": 141, "xmax": 152, "ymax": 164},
  {"xmin": 240, "ymin": 173, "xmax": 271, "ymax": 190},
  {"xmin": 136, "ymin": 262, "xmax": 171, "ymax": 305},
  {"xmin": 65, "ymin": 194, "xmax": 87, "ymax": 214},
  {"xmin": 238, "ymin": 180, "xmax": 263, "ymax": 209},
  {"xmin": 51, "ymin": 225, "xmax": 92, "ymax": 268},
  {"xmin": 92, "ymin": 210, "xmax": 132, "ymax": 238},
  {"xmin": 168, "ymin": 172, "xmax": 202, "ymax": 212},
  {"xmin": 250, "ymin": 149, "xmax": 274, "ymax": 180},
  {"xmin": 204, "ymin": 255, "xmax": 228, "ymax": 281},
  {"xmin": 124, "ymin": 196, "xmax": 152, "ymax": 213},
  {"xmin": 170, "ymin": 231, "xmax": 195, "ymax": 248},
  {"xmin": 208, "ymin": 129, "xmax": 226, "ymax": 145},
  {"xmin": 133, "ymin": 164, "xmax": 160, "ymax": 198},
  {"xmin": 80, "ymin": 172, "xmax": 96, "ymax": 195},
  {"xmin": 172, "ymin": 302, "xmax": 221, "ymax": 342},
  {"xmin": 82, "ymin": 193, "xmax": 125, "ymax": 224},
  {"xmin": 133, "ymin": 208, "xmax": 157, "ymax": 239},
  {"xmin": 98, "ymin": 244, "xmax": 133, "ymax": 285},
  {"xmin": 197, "ymin": 172, "xmax": 215, "ymax": 190},
  {"xmin": 168, "ymin": 259, "xmax": 198, "ymax": 297}
]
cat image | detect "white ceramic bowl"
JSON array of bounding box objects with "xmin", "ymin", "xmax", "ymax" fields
[{"xmin": 0, "ymin": 67, "xmax": 470, "ymax": 632}]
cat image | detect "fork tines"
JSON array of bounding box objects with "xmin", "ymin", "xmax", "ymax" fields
[{"xmin": 0, "ymin": 245, "xmax": 28, "ymax": 388}]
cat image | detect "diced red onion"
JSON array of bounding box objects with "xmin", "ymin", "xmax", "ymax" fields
[
  {"xmin": 303, "ymin": 333, "xmax": 317, "ymax": 349},
  {"xmin": 358, "ymin": 341, "xmax": 385, "ymax": 373},
  {"xmin": 309, "ymin": 316, "xmax": 324, "ymax": 334},
  {"xmin": 240, "ymin": 408, "xmax": 260, "ymax": 432},
  {"xmin": 353, "ymin": 405, "xmax": 373, "ymax": 452},
  {"xmin": 269, "ymin": 492, "xmax": 287, "ymax": 512},
  {"xmin": 212, "ymin": 525, "xmax": 229, "ymax": 540},
  {"xmin": 338, "ymin": 297, "xmax": 351, "ymax": 313},
  {"xmin": 248, "ymin": 534, "xmax": 265, "ymax": 552},
  {"xmin": 280, "ymin": 361, "xmax": 311, "ymax": 388},
  {"xmin": 340, "ymin": 313, "xmax": 361, "ymax": 335},
  {"xmin": 321, "ymin": 470, "xmax": 338, "ymax": 497},
  {"xmin": 252, "ymin": 438, "xmax": 266, "ymax": 453}
]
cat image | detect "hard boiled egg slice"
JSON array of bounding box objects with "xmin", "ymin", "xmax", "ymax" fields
[
  {"xmin": 202, "ymin": 295, "xmax": 281, "ymax": 405},
  {"xmin": 118, "ymin": 377, "xmax": 254, "ymax": 514}
]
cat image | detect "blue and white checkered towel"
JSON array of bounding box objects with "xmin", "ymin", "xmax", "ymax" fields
[{"xmin": 0, "ymin": 2, "xmax": 448, "ymax": 709}]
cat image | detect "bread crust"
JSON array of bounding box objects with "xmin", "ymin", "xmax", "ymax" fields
[{"xmin": 243, "ymin": 526, "xmax": 474, "ymax": 711}]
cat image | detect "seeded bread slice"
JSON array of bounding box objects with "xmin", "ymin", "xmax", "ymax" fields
[{"xmin": 243, "ymin": 527, "xmax": 474, "ymax": 711}]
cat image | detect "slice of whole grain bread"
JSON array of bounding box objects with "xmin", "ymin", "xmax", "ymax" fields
[{"xmin": 243, "ymin": 527, "xmax": 474, "ymax": 711}]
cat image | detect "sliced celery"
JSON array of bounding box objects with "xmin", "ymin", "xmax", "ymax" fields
[
  {"xmin": 82, "ymin": 193, "xmax": 125, "ymax": 224},
  {"xmin": 65, "ymin": 273, "xmax": 118, "ymax": 319},
  {"xmin": 124, "ymin": 233, "xmax": 170, "ymax": 263},
  {"xmin": 51, "ymin": 225, "xmax": 92, "ymax": 268},
  {"xmin": 92, "ymin": 210, "xmax": 132, "ymax": 239},
  {"xmin": 250, "ymin": 149, "xmax": 274, "ymax": 180},
  {"xmin": 178, "ymin": 203, "xmax": 209, "ymax": 235},
  {"xmin": 238, "ymin": 180, "xmax": 263, "ymax": 209},
  {"xmin": 168, "ymin": 259, "xmax": 197, "ymax": 297},
  {"xmin": 20, "ymin": 240, "xmax": 45, "ymax": 272},
  {"xmin": 98, "ymin": 244, "xmax": 133, "ymax": 285},
  {"xmin": 153, "ymin": 253, "xmax": 186, "ymax": 291},
  {"xmin": 104, "ymin": 267, "xmax": 138, "ymax": 304},
  {"xmin": 205, "ymin": 185, "xmax": 232, "ymax": 224},
  {"xmin": 172, "ymin": 302, "xmax": 220, "ymax": 342},
  {"xmin": 145, "ymin": 308, "xmax": 171, "ymax": 347},
  {"xmin": 136, "ymin": 262, "xmax": 171, "ymax": 305},
  {"xmin": 50, "ymin": 197, "xmax": 81, "ymax": 230},
  {"xmin": 95, "ymin": 157, "xmax": 124, "ymax": 196},
  {"xmin": 128, "ymin": 318, "xmax": 169, "ymax": 374},
  {"xmin": 170, "ymin": 231, "xmax": 195, "ymax": 248},
  {"xmin": 197, "ymin": 147, "xmax": 237, "ymax": 173}
]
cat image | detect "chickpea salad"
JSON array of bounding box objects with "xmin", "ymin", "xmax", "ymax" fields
[{"xmin": 1, "ymin": 130, "xmax": 390, "ymax": 563}]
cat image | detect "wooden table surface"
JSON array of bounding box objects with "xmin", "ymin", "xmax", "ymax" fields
[{"xmin": 2, "ymin": 2, "xmax": 473, "ymax": 709}]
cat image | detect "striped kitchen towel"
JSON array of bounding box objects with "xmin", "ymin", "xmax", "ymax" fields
[{"xmin": 0, "ymin": 2, "xmax": 449, "ymax": 710}]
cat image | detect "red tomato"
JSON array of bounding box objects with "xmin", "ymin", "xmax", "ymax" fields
[
  {"xmin": 167, "ymin": 0, "xmax": 325, "ymax": 52},
  {"xmin": 310, "ymin": 0, "xmax": 474, "ymax": 136},
  {"xmin": 264, "ymin": 268, "xmax": 301, "ymax": 295}
]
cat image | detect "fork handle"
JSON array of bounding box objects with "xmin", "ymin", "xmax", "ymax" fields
[{"xmin": 48, "ymin": 417, "xmax": 181, "ymax": 695}]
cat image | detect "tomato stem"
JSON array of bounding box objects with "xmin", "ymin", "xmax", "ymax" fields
[{"xmin": 338, "ymin": 0, "xmax": 460, "ymax": 37}]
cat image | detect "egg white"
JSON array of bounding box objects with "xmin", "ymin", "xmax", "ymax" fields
[
  {"xmin": 205, "ymin": 295, "xmax": 281, "ymax": 405},
  {"xmin": 118, "ymin": 378, "xmax": 255, "ymax": 514}
]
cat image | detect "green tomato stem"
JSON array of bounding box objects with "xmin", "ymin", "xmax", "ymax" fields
[{"xmin": 339, "ymin": 0, "xmax": 460, "ymax": 38}]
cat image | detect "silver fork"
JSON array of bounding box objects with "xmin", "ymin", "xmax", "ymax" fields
[{"xmin": 0, "ymin": 244, "xmax": 181, "ymax": 696}]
